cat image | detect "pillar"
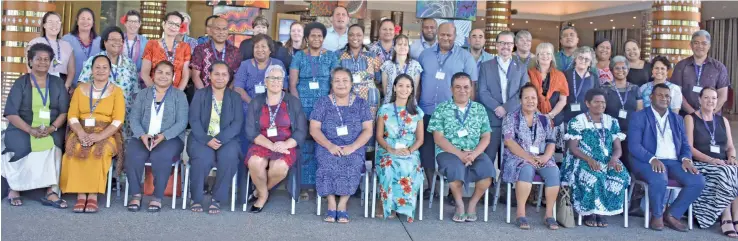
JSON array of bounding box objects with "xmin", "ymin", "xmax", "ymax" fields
[
  {"xmin": 651, "ymin": 0, "xmax": 701, "ymax": 66},
  {"xmin": 1, "ymin": 1, "xmax": 55, "ymax": 112},
  {"xmin": 391, "ymin": 11, "xmax": 403, "ymax": 30},
  {"xmin": 640, "ymin": 9, "xmax": 653, "ymax": 61},
  {"xmin": 140, "ymin": 1, "xmax": 167, "ymax": 40},
  {"xmin": 484, "ymin": 0, "xmax": 511, "ymax": 54}
]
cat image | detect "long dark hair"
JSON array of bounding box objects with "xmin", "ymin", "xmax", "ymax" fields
[
  {"xmin": 341, "ymin": 24, "xmax": 368, "ymax": 53},
  {"xmin": 70, "ymin": 8, "xmax": 97, "ymax": 39},
  {"xmin": 390, "ymin": 74, "xmax": 418, "ymax": 115},
  {"xmin": 40, "ymin": 12, "xmax": 62, "ymax": 39},
  {"xmin": 391, "ymin": 34, "xmax": 410, "ymax": 65}
]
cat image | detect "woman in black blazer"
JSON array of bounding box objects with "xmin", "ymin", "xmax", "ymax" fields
[{"xmin": 186, "ymin": 61, "xmax": 244, "ymax": 214}]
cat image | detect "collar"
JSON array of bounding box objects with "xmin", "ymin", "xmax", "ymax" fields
[
  {"xmin": 687, "ymin": 55, "xmax": 713, "ymax": 66},
  {"xmin": 651, "ymin": 106, "xmax": 669, "ymax": 119},
  {"xmin": 435, "ymin": 44, "xmax": 454, "ymax": 55},
  {"xmin": 498, "ymin": 55, "xmax": 512, "ymax": 65},
  {"xmin": 421, "ymin": 37, "xmax": 437, "ymax": 48},
  {"xmin": 328, "ymin": 27, "xmax": 348, "ymax": 36}
]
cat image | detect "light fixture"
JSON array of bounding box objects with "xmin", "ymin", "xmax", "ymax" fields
[
  {"xmin": 572, "ymin": 23, "xmax": 575, "ymax": 26},
  {"xmin": 612, "ymin": 26, "xmax": 616, "ymax": 29},
  {"xmin": 594, "ymin": 28, "xmax": 598, "ymax": 31},
  {"xmin": 481, "ymin": 18, "xmax": 485, "ymax": 20},
  {"xmin": 633, "ymin": 16, "xmax": 637, "ymax": 19},
  {"xmin": 305, "ymin": 7, "xmax": 309, "ymax": 10},
  {"xmin": 525, "ymin": 20, "xmax": 529, "ymax": 23},
  {"xmin": 512, "ymin": 23, "xmax": 515, "ymax": 26},
  {"xmin": 610, "ymin": 19, "xmax": 614, "ymax": 22},
  {"xmin": 590, "ymin": 21, "xmax": 593, "ymax": 24},
  {"xmin": 711, "ymin": 16, "xmax": 715, "ymax": 19},
  {"xmin": 632, "ymin": 24, "xmax": 635, "ymax": 27}
]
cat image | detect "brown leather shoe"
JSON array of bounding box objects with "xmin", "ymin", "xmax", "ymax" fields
[
  {"xmin": 650, "ymin": 216, "xmax": 665, "ymax": 231},
  {"xmin": 664, "ymin": 214, "xmax": 688, "ymax": 232}
]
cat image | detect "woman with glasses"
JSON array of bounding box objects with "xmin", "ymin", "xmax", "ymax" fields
[
  {"xmin": 528, "ymin": 43, "xmax": 568, "ymax": 121},
  {"xmin": 61, "ymin": 8, "xmax": 101, "ymax": 88},
  {"xmin": 27, "ymin": 12, "xmax": 75, "ymax": 90},
  {"xmin": 141, "ymin": 11, "xmax": 191, "ymax": 90},
  {"xmin": 121, "ymin": 10, "xmax": 148, "ymax": 78},
  {"xmin": 558, "ymin": 47, "xmax": 600, "ymax": 150}
]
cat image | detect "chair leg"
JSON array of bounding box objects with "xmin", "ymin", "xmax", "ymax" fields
[
  {"xmin": 172, "ymin": 162, "xmax": 179, "ymax": 209},
  {"xmin": 291, "ymin": 172, "xmax": 296, "ymax": 215},
  {"xmin": 624, "ymin": 188, "xmax": 629, "ymax": 228},
  {"xmin": 484, "ymin": 187, "xmax": 489, "ymax": 222},
  {"xmin": 419, "ymin": 170, "xmax": 424, "ymax": 221},
  {"xmin": 688, "ymin": 204, "xmax": 693, "ymax": 230},
  {"xmin": 644, "ymin": 184, "xmax": 650, "ymax": 229},
  {"xmin": 552, "ymin": 198, "xmax": 557, "ymax": 221},
  {"xmin": 578, "ymin": 214, "xmax": 582, "ymax": 226},
  {"xmin": 317, "ymin": 195, "xmax": 322, "ymax": 216},
  {"xmin": 439, "ymin": 177, "xmax": 444, "ymax": 221},
  {"xmin": 492, "ymin": 179, "xmax": 501, "ymax": 212},
  {"xmin": 106, "ymin": 164, "xmax": 113, "ymax": 208},
  {"xmin": 506, "ymin": 183, "xmax": 511, "ymax": 223},
  {"xmin": 364, "ymin": 170, "xmax": 369, "ymax": 218},
  {"xmin": 231, "ymin": 174, "xmax": 237, "ymax": 212},
  {"xmin": 124, "ymin": 178, "xmax": 129, "ymax": 207},
  {"xmin": 536, "ymin": 183, "xmax": 544, "ymax": 213},
  {"xmin": 371, "ymin": 171, "xmax": 378, "ymax": 218},
  {"xmin": 243, "ymin": 171, "xmax": 250, "ymax": 212},
  {"xmin": 182, "ymin": 164, "xmax": 190, "ymax": 210},
  {"xmin": 429, "ymin": 173, "xmax": 436, "ymax": 209}
]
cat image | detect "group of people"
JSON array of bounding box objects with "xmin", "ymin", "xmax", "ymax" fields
[{"xmin": 2, "ymin": 6, "xmax": 736, "ymax": 237}]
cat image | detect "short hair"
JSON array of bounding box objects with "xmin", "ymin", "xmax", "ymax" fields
[
  {"xmin": 652, "ymin": 83, "xmax": 670, "ymax": 94},
  {"xmin": 251, "ymin": 34, "xmax": 275, "ymax": 54},
  {"xmin": 451, "ymin": 72, "xmax": 471, "ymax": 87},
  {"xmin": 71, "ymin": 8, "xmax": 97, "ymax": 39},
  {"xmin": 515, "ymin": 30, "xmax": 532, "ymax": 43},
  {"xmin": 332, "ymin": 6, "xmax": 348, "ymax": 17},
  {"xmin": 205, "ymin": 15, "xmax": 219, "ymax": 27},
  {"xmin": 610, "ymin": 55, "xmax": 629, "ymax": 70},
  {"xmin": 584, "ymin": 88, "xmax": 607, "ymax": 103},
  {"xmin": 265, "ymin": 64, "xmax": 286, "ymax": 78},
  {"xmin": 331, "ymin": 67, "xmax": 353, "ymax": 84},
  {"xmin": 27, "ymin": 43, "xmax": 55, "ymax": 69},
  {"xmin": 163, "ymin": 11, "xmax": 184, "ymax": 23},
  {"xmin": 154, "ymin": 60, "xmax": 174, "ymax": 73},
  {"xmin": 99, "ymin": 26, "xmax": 124, "ymax": 51},
  {"xmin": 379, "ymin": 18, "xmax": 395, "ymax": 28},
  {"xmin": 519, "ymin": 82, "xmax": 538, "ymax": 100},
  {"xmin": 304, "ymin": 22, "xmax": 327, "ymax": 39},
  {"xmin": 496, "ymin": 31, "xmax": 515, "ymax": 42},
  {"xmin": 252, "ymin": 15, "xmax": 269, "ymax": 28},
  {"xmin": 572, "ymin": 46, "xmax": 597, "ymax": 70},
  {"xmin": 125, "ymin": 10, "xmax": 142, "ymax": 21},
  {"xmin": 560, "ymin": 26, "xmax": 577, "ymax": 38},
  {"xmin": 422, "ymin": 18, "xmax": 437, "ymax": 25},
  {"xmin": 438, "ymin": 22, "xmax": 456, "ymax": 36},
  {"xmin": 691, "ymin": 30, "xmax": 712, "ymax": 42},
  {"xmin": 535, "ymin": 42, "xmax": 557, "ymax": 69},
  {"xmin": 650, "ymin": 55, "xmax": 671, "ymax": 70},
  {"xmin": 40, "ymin": 12, "xmax": 62, "ymax": 39},
  {"xmin": 699, "ymin": 86, "xmax": 718, "ymax": 97}
]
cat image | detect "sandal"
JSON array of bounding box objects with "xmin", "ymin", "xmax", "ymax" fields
[
  {"xmin": 516, "ymin": 217, "xmax": 531, "ymax": 229},
  {"xmin": 41, "ymin": 192, "xmax": 67, "ymax": 209},
  {"xmin": 84, "ymin": 199, "xmax": 99, "ymax": 213},
  {"xmin": 723, "ymin": 220, "xmax": 738, "ymax": 238},
  {"xmin": 324, "ymin": 210, "xmax": 337, "ymax": 223},
  {"xmin": 208, "ymin": 200, "xmax": 221, "ymax": 215},
  {"xmin": 406, "ymin": 216, "xmax": 414, "ymax": 223},
  {"xmin": 7, "ymin": 196, "xmax": 23, "ymax": 206},
  {"xmin": 545, "ymin": 217, "xmax": 559, "ymax": 230},
  {"xmin": 452, "ymin": 213, "xmax": 466, "ymax": 223},
  {"xmin": 190, "ymin": 203, "xmax": 204, "ymax": 213},
  {"xmin": 465, "ymin": 213, "xmax": 478, "ymax": 222},
  {"xmin": 584, "ymin": 215, "xmax": 598, "ymax": 227},
  {"xmin": 73, "ymin": 199, "xmax": 86, "ymax": 213},
  {"xmin": 147, "ymin": 198, "xmax": 162, "ymax": 213},
  {"xmin": 337, "ymin": 210, "xmax": 350, "ymax": 223},
  {"xmin": 597, "ymin": 215, "xmax": 608, "ymax": 227},
  {"xmin": 127, "ymin": 195, "xmax": 142, "ymax": 212}
]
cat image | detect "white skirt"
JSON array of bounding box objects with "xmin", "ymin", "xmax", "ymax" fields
[{"xmin": 1, "ymin": 146, "xmax": 62, "ymax": 193}]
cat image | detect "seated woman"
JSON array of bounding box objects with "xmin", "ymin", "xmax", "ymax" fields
[
  {"xmin": 560, "ymin": 88, "xmax": 630, "ymax": 227},
  {"xmin": 187, "ymin": 61, "xmax": 243, "ymax": 214},
  {"xmin": 502, "ymin": 83, "xmax": 560, "ymax": 230},
  {"xmin": 244, "ymin": 65, "xmax": 307, "ymax": 213},
  {"xmin": 2, "ymin": 43, "xmax": 69, "ymax": 208},
  {"xmin": 310, "ymin": 67, "xmax": 374, "ymax": 223},
  {"xmin": 375, "ymin": 74, "xmax": 425, "ymax": 222},
  {"xmin": 124, "ymin": 61, "xmax": 188, "ymax": 212},
  {"xmin": 60, "ymin": 55, "xmax": 125, "ymax": 213},
  {"xmin": 685, "ymin": 87, "xmax": 738, "ymax": 237}
]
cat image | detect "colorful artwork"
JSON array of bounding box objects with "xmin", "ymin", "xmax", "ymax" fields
[
  {"xmin": 417, "ymin": 0, "xmax": 477, "ymax": 21},
  {"xmin": 309, "ymin": 0, "xmax": 367, "ymax": 19},
  {"xmin": 228, "ymin": 34, "xmax": 252, "ymax": 47},
  {"xmin": 207, "ymin": 0, "xmax": 270, "ymax": 9},
  {"xmin": 214, "ymin": 6, "xmax": 260, "ymax": 35}
]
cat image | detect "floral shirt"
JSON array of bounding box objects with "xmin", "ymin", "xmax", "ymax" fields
[
  {"xmin": 369, "ymin": 41, "xmax": 395, "ymax": 63},
  {"xmin": 78, "ymin": 51, "xmax": 139, "ymax": 108},
  {"xmin": 427, "ymin": 100, "xmax": 491, "ymax": 155},
  {"xmin": 190, "ymin": 41, "xmax": 241, "ymax": 87},
  {"xmin": 380, "ymin": 59, "xmax": 423, "ymax": 103}
]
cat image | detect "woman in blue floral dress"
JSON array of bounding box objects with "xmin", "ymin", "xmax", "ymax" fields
[
  {"xmin": 289, "ymin": 22, "xmax": 339, "ymax": 190},
  {"xmin": 560, "ymin": 88, "xmax": 630, "ymax": 228},
  {"xmin": 374, "ymin": 74, "xmax": 424, "ymax": 222}
]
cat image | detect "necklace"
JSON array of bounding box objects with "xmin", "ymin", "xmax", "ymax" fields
[{"xmin": 92, "ymin": 81, "xmax": 106, "ymax": 91}]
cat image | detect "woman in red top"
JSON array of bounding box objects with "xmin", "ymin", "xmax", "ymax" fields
[{"xmin": 141, "ymin": 11, "xmax": 191, "ymax": 90}]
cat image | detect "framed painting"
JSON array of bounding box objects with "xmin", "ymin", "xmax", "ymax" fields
[
  {"xmin": 207, "ymin": 0, "xmax": 270, "ymax": 9},
  {"xmin": 417, "ymin": 0, "xmax": 477, "ymax": 21},
  {"xmin": 309, "ymin": 0, "xmax": 367, "ymax": 19},
  {"xmin": 214, "ymin": 6, "xmax": 260, "ymax": 35}
]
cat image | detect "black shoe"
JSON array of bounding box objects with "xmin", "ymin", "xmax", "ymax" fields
[
  {"xmin": 249, "ymin": 205, "xmax": 264, "ymax": 213},
  {"xmin": 247, "ymin": 194, "xmax": 258, "ymax": 204}
]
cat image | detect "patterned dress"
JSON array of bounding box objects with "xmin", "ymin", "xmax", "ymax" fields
[
  {"xmin": 245, "ymin": 102, "xmax": 297, "ymax": 167},
  {"xmin": 380, "ymin": 59, "xmax": 423, "ymax": 104},
  {"xmin": 310, "ymin": 96, "xmax": 372, "ymax": 196},
  {"xmin": 337, "ymin": 48, "xmax": 381, "ymax": 150},
  {"xmin": 375, "ymin": 104, "xmax": 424, "ymax": 219},
  {"xmin": 190, "ymin": 41, "xmax": 241, "ymax": 87},
  {"xmin": 560, "ymin": 113, "xmax": 630, "ymax": 216},
  {"xmin": 501, "ymin": 109, "xmax": 557, "ymax": 183},
  {"xmin": 290, "ymin": 49, "xmax": 339, "ymax": 186}
]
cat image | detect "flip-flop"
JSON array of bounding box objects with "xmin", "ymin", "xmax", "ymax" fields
[
  {"xmin": 337, "ymin": 211, "xmax": 350, "ymax": 223},
  {"xmin": 545, "ymin": 217, "xmax": 560, "ymax": 230},
  {"xmin": 516, "ymin": 217, "xmax": 530, "ymax": 230},
  {"xmin": 452, "ymin": 213, "xmax": 466, "ymax": 223},
  {"xmin": 147, "ymin": 199, "xmax": 162, "ymax": 213},
  {"xmin": 128, "ymin": 195, "xmax": 142, "ymax": 212},
  {"xmin": 208, "ymin": 200, "xmax": 221, "ymax": 215},
  {"xmin": 190, "ymin": 203, "xmax": 204, "ymax": 213},
  {"xmin": 7, "ymin": 196, "xmax": 23, "ymax": 206},
  {"xmin": 40, "ymin": 192, "xmax": 67, "ymax": 209},
  {"xmin": 584, "ymin": 215, "xmax": 598, "ymax": 227},
  {"xmin": 465, "ymin": 213, "xmax": 478, "ymax": 222},
  {"xmin": 597, "ymin": 215, "xmax": 608, "ymax": 228}
]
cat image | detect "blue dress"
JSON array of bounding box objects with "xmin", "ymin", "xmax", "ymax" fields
[
  {"xmin": 290, "ymin": 49, "xmax": 339, "ymax": 186},
  {"xmin": 310, "ymin": 96, "xmax": 372, "ymax": 196},
  {"xmin": 61, "ymin": 34, "xmax": 101, "ymax": 87}
]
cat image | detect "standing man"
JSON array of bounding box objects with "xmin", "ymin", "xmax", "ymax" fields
[
  {"xmin": 323, "ymin": 6, "xmax": 349, "ymax": 52},
  {"xmin": 670, "ymin": 30, "xmax": 730, "ymax": 116},
  {"xmin": 513, "ymin": 30, "xmax": 536, "ymax": 69},
  {"xmin": 468, "ymin": 28, "xmax": 494, "ymax": 68},
  {"xmin": 197, "ymin": 15, "xmax": 220, "ymax": 46},
  {"xmin": 555, "ymin": 26, "xmax": 579, "ymax": 72},
  {"xmin": 410, "ymin": 18, "xmax": 437, "ymax": 60},
  {"xmin": 477, "ymin": 30, "xmax": 530, "ymax": 178},
  {"xmin": 417, "ymin": 22, "xmax": 477, "ymax": 198},
  {"xmin": 191, "ymin": 17, "xmax": 241, "ymax": 89}
]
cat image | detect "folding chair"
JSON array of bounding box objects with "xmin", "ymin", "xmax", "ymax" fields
[
  {"xmin": 574, "ymin": 185, "xmax": 629, "ymax": 227},
  {"xmin": 631, "ymin": 179, "xmax": 692, "ymax": 229},
  {"xmin": 371, "ymin": 168, "xmax": 425, "ymax": 220},
  {"xmin": 123, "ymin": 159, "xmax": 182, "ymax": 209},
  {"xmin": 504, "ymin": 175, "xmax": 556, "ymax": 223},
  {"xmin": 316, "ymin": 161, "xmax": 371, "ymax": 217},
  {"xmin": 105, "ymin": 163, "xmax": 114, "ymax": 208},
  {"xmin": 429, "ymin": 166, "xmax": 490, "ymax": 222},
  {"xmin": 181, "ymin": 165, "xmax": 238, "ymax": 211}
]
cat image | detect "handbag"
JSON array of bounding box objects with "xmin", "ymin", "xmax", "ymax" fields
[{"xmin": 556, "ymin": 186, "xmax": 576, "ymax": 228}]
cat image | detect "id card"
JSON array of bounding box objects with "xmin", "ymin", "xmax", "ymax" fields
[
  {"xmin": 352, "ymin": 74, "xmax": 362, "ymax": 83},
  {"xmin": 529, "ymin": 146, "xmax": 540, "ymax": 155},
  {"xmin": 255, "ymin": 84, "xmax": 266, "ymax": 94},
  {"xmin": 618, "ymin": 109, "xmax": 628, "ymax": 119},
  {"xmin": 394, "ymin": 143, "xmax": 407, "ymax": 149},
  {"xmin": 39, "ymin": 109, "xmax": 51, "ymax": 119},
  {"xmin": 692, "ymin": 86, "xmax": 703, "ymax": 93},
  {"xmin": 571, "ymin": 104, "xmax": 581, "ymax": 112},
  {"xmin": 457, "ymin": 129, "xmax": 469, "ymax": 137},
  {"xmin": 85, "ymin": 118, "xmax": 96, "ymax": 127},
  {"xmin": 336, "ymin": 125, "xmax": 348, "ymax": 136},
  {"xmin": 710, "ymin": 145, "xmax": 721, "ymax": 153},
  {"xmin": 267, "ymin": 127, "xmax": 277, "ymax": 137},
  {"xmin": 435, "ymin": 71, "xmax": 445, "ymax": 80},
  {"xmin": 309, "ymin": 81, "xmax": 320, "ymax": 90}
]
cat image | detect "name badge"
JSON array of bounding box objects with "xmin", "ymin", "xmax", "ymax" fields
[
  {"xmin": 309, "ymin": 81, "xmax": 320, "ymax": 90},
  {"xmin": 435, "ymin": 71, "xmax": 445, "ymax": 80},
  {"xmin": 570, "ymin": 104, "xmax": 581, "ymax": 112},
  {"xmin": 594, "ymin": 123, "xmax": 603, "ymax": 129},
  {"xmin": 49, "ymin": 72, "xmax": 61, "ymax": 78},
  {"xmin": 39, "ymin": 109, "xmax": 51, "ymax": 120},
  {"xmin": 618, "ymin": 109, "xmax": 628, "ymax": 119},
  {"xmin": 352, "ymin": 74, "xmax": 362, "ymax": 83},
  {"xmin": 336, "ymin": 125, "xmax": 349, "ymax": 136},
  {"xmin": 267, "ymin": 127, "xmax": 277, "ymax": 137},
  {"xmin": 255, "ymin": 84, "xmax": 266, "ymax": 94},
  {"xmin": 710, "ymin": 145, "xmax": 721, "ymax": 154},
  {"xmin": 394, "ymin": 143, "xmax": 407, "ymax": 149},
  {"xmin": 84, "ymin": 118, "xmax": 96, "ymax": 127},
  {"xmin": 457, "ymin": 129, "xmax": 468, "ymax": 137},
  {"xmin": 529, "ymin": 146, "xmax": 540, "ymax": 155},
  {"xmin": 692, "ymin": 86, "xmax": 703, "ymax": 93}
]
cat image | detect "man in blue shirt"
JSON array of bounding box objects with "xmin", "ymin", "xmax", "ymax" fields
[
  {"xmin": 410, "ymin": 18, "xmax": 437, "ymax": 60},
  {"xmin": 417, "ymin": 22, "xmax": 477, "ymax": 199},
  {"xmin": 554, "ymin": 26, "xmax": 579, "ymax": 72},
  {"xmin": 322, "ymin": 6, "xmax": 349, "ymax": 52},
  {"xmin": 468, "ymin": 28, "xmax": 494, "ymax": 68}
]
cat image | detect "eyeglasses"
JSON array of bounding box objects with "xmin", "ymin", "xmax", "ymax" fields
[
  {"xmin": 497, "ymin": 41, "xmax": 514, "ymax": 47},
  {"xmin": 127, "ymin": 20, "xmax": 141, "ymax": 25},
  {"xmin": 166, "ymin": 21, "xmax": 181, "ymax": 28},
  {"xmin": 576, "ymin": 56, "xmax": 592, "ymax": 62},
  {"xmin": 265, "ymin": 76, "xmax": 283, "ymax": 82},
  {"xmin": 612, "ymin": 66, "xmax": 628, "ymax": 71},
  {"xmin": 45, "ymin": 20, "xmax": 61, "ymax": 25}
]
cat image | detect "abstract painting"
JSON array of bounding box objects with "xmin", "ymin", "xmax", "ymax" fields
[
  {"xmin": 213, "ymin": 6, "xmax": 260, "ymax": 35},
  {"xmin": 309, "ymin": 0, "xmax": 367, "ymax": 19},
  {"xmin": 207, "ymin": 0, "xmax": 270, "ymax": 9},
  {"xmin": 417, "ymin": 0, "xmax": 477, "ymax": 21}
]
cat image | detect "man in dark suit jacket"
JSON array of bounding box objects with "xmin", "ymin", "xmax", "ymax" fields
[
  {"xmin": 628, "ymin": 83, "xmax": 705, "ymax": 232},
  {"xmin": 477, "ymin": 31, "xmax": 529, "ymax": 171}
]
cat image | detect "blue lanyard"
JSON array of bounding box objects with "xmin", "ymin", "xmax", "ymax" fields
[
  {"xmin": 30, "ymin": 74, "xmax": 50, "ymax": 107},
  {"xmin": 517, "ymin": 111, "xmax": 538, "ymax": 142},
  {"xmin": 44, "ymin": 37, "xmax": 61, "ymax": 68},
  {"xmin": 210, "ymin": 40, "xmax": 226, "ymax": 61},
  {"xmin": 396, "ymin": 61, "xmax": 409, "ymax": 75},
  {"xmin": 378, "ymin": 42, "xmax": 393, "ymax": 62},
  {"xmin": 586, "ymin": 113, "xmax": 607, "ymax": 146},
  {"xmin": 694, "ymin": 64, "xmax": 704, "ymax": 86},
  {"xmin": 436, "ymin": 45, "xmax": 452, "ymax": 70},
  {"xmin": 699, "ymin": 110, "xmax": 717, "ymax": 145},
  {"xmin": 308, "ymin": 50, "xmax": 321, "ymax": 82},
  {"xmin": 613, "ymin": 83, "xmax": 630, "ymax": 109},
  {"xmin": 162, "ymin": 39, "xmax": 179, "ymax": 62},
  {"xmin": 331, "ymin": 93, "xmax": 355, "ymax": 126},
  {"xmin": 654, "ymin": 112, "xmax": 670, "ymax": 139},
  {"xmin": 124, "ymin": 35, "xmax": 138, "ymax": 59},
  {"xmin": 152, "ymin": 86, "xmax": 171, "ymax": 115},
  {"xmin": 77, "ymin": 35, "xmax": 92, "ymax": 59},
  {"xmin": 572, "ymin": 71, "xmax": 587, "ymax": 103},
  {"xmin": 350, "ymin": 50, "xmax": 363, "ymax": 73},
  {"xmin": 88, "ymin": 81, "xmax": 110, "ymax": 117},
  {"xmin": 267, "ymin": 92, "xmax": 285, "ymax": 128},
  {"xmin": 559, "ymin": 52, "xmax": 573, "ymax": 70},
  {"xmin": 393, "ymin": 103, "xmax": 408, "ymax": 136},
  {"xmin": 454, "ymin": 101, "xmax": 472, "ymax": 126}
]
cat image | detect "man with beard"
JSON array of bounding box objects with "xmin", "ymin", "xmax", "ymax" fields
[
  {"xmin": 468, "ymin": 28, "xmax": 493, "ymax": 68},
  {"xmin": 410, "ymin": 18, "xmax": 437, "ymax": 60}
]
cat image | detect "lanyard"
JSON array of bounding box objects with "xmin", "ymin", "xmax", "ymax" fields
[
  {"xmin": 572, "ymin": 71, "xmax": 587, "ymax": 103},
  {"xmin": 212, "ymin": 93, "xmax": 222, "ymax": 116},
  {"xmin": 162, "ymin": 39, "xmax": 179, "ymax": 62},
  {"xmin": 88, "ymin": 81, "xmax": 110, "ymax": 117},
  {"xmin": 436, "ymin": 45, "xmax": 452, "ymax": 69},
  {"xmin": 152, "ymin": 86, "xmax": 171, "ymax": 115},
  {"xmin": 350, "ymin": 50, "xmax": 363, "ymax": 73},
  {"xmin": 254, "ymin": 58, "xmax": 272, "ymax": 85},
  {"xmin": 699, "ymin": 110, "xmax": 717, "ymax": 145},
  {"xmin": 331, "ymin": 93, "xmax": 355, "ymax": 126},
  {"xmin": 586, "ymin": 113, "xmax": 607, "ymax": 146},
  {"xmin": 267, "ymin": 92, "xmax": 285, "ymax": 128},
  {"xmin": 124, "ymin": 35, "xmax": 138, "ymax": 59},
  {"xmin": 378, "ymin": 42, "xmax": 393, "ymax": 62},
  {"xmin": 210, "ymin": 40, "xmax": 226, "ymax": 61},
  {"xmin": 77, "ymin": 35, "xmax": 92, "ymax": 59},
  {"xmin": 694, "ymin": 64, "xmax": 704, "ymax": 86},
  {"xmin": 110, "ymin": 54, "xmax": 120, "ymax": 83},
  {"xmin": 44, "ymin": 37, "xmax": 61, "ymax": 68},
  {"xmin": 393, "ymin": 103, "xmax": 408, "ymax": 136},
  {"xmin": 559, "ymin": 52, "xmax": 573, "ymax": 70},
  {"xmin": 518, "ymin": 112, "xmax": 538, "ymax": 143},
  {"xmin": 497, "ymin": 57, "xmax": 511, "ymax": 76},
  {"xmin": 396, "ymin": 61, "xmax": 410, "ymax": 75},
  {"xmin": 454, "ymin": 101, "xmax": 472, "ymax": 126},
  {"xmin": 308, "ymin": 51, "xmax": 321, "ymax": 81},
  {"xmin": 613, "ymin": 83, "xmax": 630, "ymax": 109},
  {"xmin": 654, "ymin": 112, "xmax": 670, "ymax": 140},
  {"xmin": 30, "ymin": 74, "xmax": 50, "ymax": 107}
]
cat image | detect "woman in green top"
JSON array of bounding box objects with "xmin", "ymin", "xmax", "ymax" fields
[{"xmin": 2, "ymin": 43, "xmax": 70, "ymax": 208}]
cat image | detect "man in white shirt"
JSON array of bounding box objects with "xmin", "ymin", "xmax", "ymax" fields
[
  {"xmin": 410, "ymin": 18, "xmax": 437, "ymax": 60},
  {"xmin": 322, "ymin": 6, "xmax": 349, "ymax": 52},
  {"xmin": 628, "ymin": 83, "xmax": 705, "ymax": 232}
]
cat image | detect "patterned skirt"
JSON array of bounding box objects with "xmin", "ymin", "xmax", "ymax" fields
[
  {"xmin": 693, "ymin": 162, "xmax": 738, "ymax": 228},
  {"xmin": 560, "ymin": 154, "xmax": 631, "ymax": 216}
]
